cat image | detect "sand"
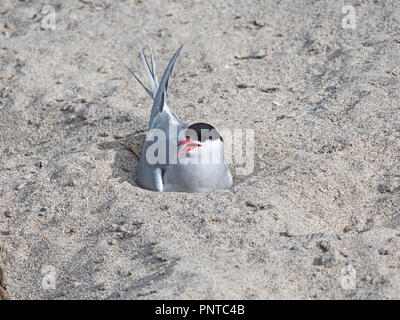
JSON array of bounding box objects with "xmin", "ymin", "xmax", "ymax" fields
[{"xmin": 0, "ymin": 0, "xmax": 399, "ymax": 299}]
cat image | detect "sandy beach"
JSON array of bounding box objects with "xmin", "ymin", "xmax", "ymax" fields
[{"xmin": 0, "ymin": 0, "xmax": 399, "ymax": 299}]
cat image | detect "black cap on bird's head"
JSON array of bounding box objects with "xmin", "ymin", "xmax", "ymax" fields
[
  {"xmin": 186, "ymin": 123, "xmax": 223, "ymax": 142},
  {"xmin": 177, "ymin": 123, "xmax": 224, "ymax": 157}
]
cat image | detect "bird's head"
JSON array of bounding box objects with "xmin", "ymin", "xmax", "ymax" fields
[{"xmin": 177, "ymin": 123, "xmax": 224, "ymax": 162}]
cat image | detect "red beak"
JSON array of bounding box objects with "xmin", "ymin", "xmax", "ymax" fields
[{"xmin": 177, "ymin": 138, "xmax": 201, "ymax": 157}]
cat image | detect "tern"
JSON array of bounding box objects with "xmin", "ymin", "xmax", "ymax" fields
[{"xmin": 126, "ymin": 44, "xmax": 233, "ymax": 192}]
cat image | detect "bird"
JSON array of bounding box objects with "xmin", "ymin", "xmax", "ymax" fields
[{"xmin": 125, "ymin": 44, "xmax": 233, "ymax": 192}]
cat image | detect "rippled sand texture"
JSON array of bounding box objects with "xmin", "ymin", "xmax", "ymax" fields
[{"xmin": 0, "ymin": 0, "xmax": 399, "ymax": 299}]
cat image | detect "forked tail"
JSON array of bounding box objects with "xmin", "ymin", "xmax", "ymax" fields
[{"xmin": 125, "ymin": 44, "xmax": 183, "ymax": 129}]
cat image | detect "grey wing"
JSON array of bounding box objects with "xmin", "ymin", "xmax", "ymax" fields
[{"xmin": 137, "ymin": 156, "xmax": 164, "ymax": 192}]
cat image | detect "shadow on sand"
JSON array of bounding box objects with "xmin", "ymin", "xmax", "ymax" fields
[{"xmin": 98, "ymin": 132, "xmax": 147, "ymax": 188}]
